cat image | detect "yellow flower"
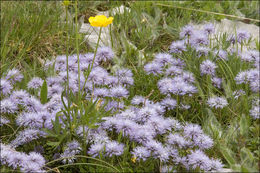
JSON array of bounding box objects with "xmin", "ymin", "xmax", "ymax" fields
[
  {"xmin": 63, "ymin": 0, "xmax": 71, "ymax": 6},
  {"xmin": 131, "ymin": 156, "xmax": 137, "ymax": 163},
  {"xmin": 89, "ymin": 15, "xmax": 113, "ymax": 27},
  {"xmin": 95, "ymin": 99, "xmax": 103, "ymax": 110}
]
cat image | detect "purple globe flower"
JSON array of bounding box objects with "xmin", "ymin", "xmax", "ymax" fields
[
  {"xmin": 180, "ymin": 25, "xmax": 195, "ymax": 38},
  {"xmin": 96, "ymin": 46, "xmax": 114, "ymax": 62},
  {"xmin": 0, "ymin": 98, "xmax": 18, "ymax": 114},
  {"xmin": 203, "ymin": 23, "xmax": 215, "ymax": 35},
  {"xmin": 110, "ymin": 85, "xmax": 128, "ymax": 98},
  {"xmin": 200, "ymin": 60, "xmax": 217, "ymax": 76},
  {"xmin": 131, "ymin": 146, "xmax": 151, "ymax": 161},
  {"xmin": 144, "ymin": 62, "xmax": 163, "ymax": 75},
  {"xmin": 169, "ymin": 40, "xmax": 186, "ymax": 54},
  {"xmin": 0, "ymin": 79, "xmax": 13, "ymax": 96},
  {"xmin": 207, "ymin": 96, "xmax": 228, "ymax": 109},
  {"xmin": 27, "ymin": 77, "xmax": 44, "ymax": 89},
  {"xmin": 5, "ymin": 68, "xmax": 24, "ymax": 84}
]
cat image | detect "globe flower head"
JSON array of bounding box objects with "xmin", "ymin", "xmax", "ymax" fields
[{"xmin": 89, "ymin": 15, "xmax": 113, "ymax": 27}]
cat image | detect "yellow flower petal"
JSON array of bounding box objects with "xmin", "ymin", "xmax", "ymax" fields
[{"xmin": 88, "ymin": 15, "xmax": 113, "ymax": 27}]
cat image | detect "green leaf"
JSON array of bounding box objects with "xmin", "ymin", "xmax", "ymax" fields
[
  {"xmin": 241, "ymin": 147, "xmax": 254, "ymax": 163},
  {"xmin": 231, "ymin": 164, "xmax": 241, "ymax": 172},
  {"xmin": 220, "ymin": 147, "xmax": 236, "ymax": 166},
  {"xmin": 240, "ymin": 114, "xmax": 248, "ymax": 136},
  {"xmin": 47, "ymin": 141, "xmax": 60, "ymax": 147},
  {"xmin": 40, "ymin": 80, "xmax": 48, "ymax": 104}
]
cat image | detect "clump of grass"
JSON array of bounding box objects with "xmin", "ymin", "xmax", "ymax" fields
[{"xmin": 1, "ymin": 1, "xmax": 89, "ymax": 75}]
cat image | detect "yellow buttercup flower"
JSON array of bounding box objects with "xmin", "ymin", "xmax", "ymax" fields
[
  {"xmin": 63, "ymin": 0, "xmax": 71, "ymax": 6},
  {"xmin": 89, "ymin": 15, "xmax": 113, "ymax": 27}
]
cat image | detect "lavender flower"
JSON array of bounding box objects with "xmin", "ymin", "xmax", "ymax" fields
[
  {"xmin": 144, "ymin": 62, "xmax": 163, "ymax": 75},
  {"xmin": 10, "ymin": 129, "xmax": 42, "ymax": 148},
  {"xmin": 88, "ymin": 67, "xmax": 109, "ymax": 85},
  {"xmin": 203, "ymin": 23, "xmax": 215, "ymax": 35},
  {"xmin": 165, "ymin": 66, "xmax": 183, "ymax": 76},
  {"xmin": 105, "ymin": 100, "xmax": 125, "ymax": 112},
  {"xmin": 182, "ymin": 72, "xmax": 195, "ymax": 83},
  {"xmin": 235, "ymin": 71, "xmax": 248, "ymax": 84},
  {"xmin": 237, "ymin": 29, "xmax": 250, "ymax": 43},
  {"xmin": 131, "ymin": 95, "xmax": 145, "ymax": 105},
  {"xmin": 5, "ymin": 68, "xmax": 23, "ymax": 84},
  {"xmin": 16, "ymin": 112, "xmax": 43, "ymax": 128},
  {"xmin": 60, "ymin": 140, "xmax": 82, "ymax": 163},
  {"xmin": 167, "ymin": 133, "xmax": 190, "ymax": 148},
  {"xmin": 169, "ymin": 40, "xmax": 186, "ymax": 54},
  {"xmin": 105, "ymin": 141, "xmax": 124, "ymax": 157},
  {"xmin": 10, "ymin": 90, "xmax": 30, "ymax": 104},
  {"xmin": 0, "ymin": 79, "xmax": 13, "ymax": 96},
  {"xmin": 6, "ymin": 151, "xmax": 27, "ymax": 169},
  {"xmin": 47, "ymin": 76, "xmax": 62, "ymax": 87},
  {"xmin": 207, "ymin": 96, "xmax": 228, "ymax": 109},
  {"xmin": 27, "ymin": 77, "xmax": 44, "ymax": 89},
  {"xmin": 131, "ymin": 146, "xmax": 151, "ymax": 161},
  {"xmin": 23, "ymin": 96, "xmax": 43, "ymax": 112},
  {"xmin": 250, "ymin": 80, "xmax": 260, "ymax": 92},
  {"xmin": 147, "ymin": 116, "xmax": 172, "ymax": 134},
  {"xmin": 214, "ymin": 49, "xmax": 228, "ymax": 60},
  {"xmin": 96, "ymin": 46, "xmax": 114, "ymax": 62},
  {"xmin": 195, "ymin": 46, "xmax": 210, "ymax": 57},
  {"xmin": 115, "ymin": 68, "xmax": 133, "ymax": 78},
  {"xmin": 187, "ymin": 150, "xmax": 212, "ymax": 171},
  {"xmin": 94, "ymin": 88, "xmax": 109, "ymax": 97},
  {"xmin": 48, "ymin": 84, "xmax": 63, "ymax": 98},
  {"xmin": 228, "ymin": 34, "xmax": 236, "ymax": 44},
  {"xmin": 25, "ymin": 152, "xmax": 46, "ymax": 170},
  {"xmin": 211, "ymin": 77, "xmax": 222, "ymax": 88},
  {"xmin": 180, "ymin": 25, "xmax": 194, "ymax": 38},
  {"xmin": 0, "ymin": 116, "xmax": 10, "ymax": 126},
  {"xmin": 241, "ymin": 51, "xmax": 254, "ymax": 62},
  {"xmin": 210, "ymin": 159, "xmax": 224, "ymax": 171},
  {"xmin": 200, "ymin": 60, "xmax": 217, "ymax": 76},
  {"xmin": 250, "ymin": 106, "xmax": 259, "ymax": 119},
  {"xmin": 190, "ymin": 31, "xmax": 209, "ymax": 46},
  {"xmin": 160, "ymin": 97, "xmax": 177, "ymax": 110},
  {"xmin": 44, "ymin": 59, "xmax": 54, "ymax": 71},
  {"xmin": 154, "ymin": 53, "xmax": 173, "ymax": 66},
  {"xmin": 110, "ymin": 85, "xmax": 128, "ymax": 98},
  {"xmin": 158, "ymin": 77, "xmax": 174, "ymax": 94},
  {"xmin": 0, "ymin": 98, "xmax": 18, "ymax": 114},
  {"xmin": 183, "ymin": 123, "xmax": 203, "ymax": 138},
  {"xmin": 232, "ymin": 90, "xmax": 246, "ymax": 100},
  {"xmin": 193, "ymin": 134, "xmax": 213, "ymax": 150},
  {"xmin": 88, "ymin": 143, "xmax": 105, "ymax": 157}
]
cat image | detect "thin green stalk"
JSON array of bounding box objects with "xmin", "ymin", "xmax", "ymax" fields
[
  {"xmin": 66, "ymin": 5, "xmax": 69, "ymax": 94},
  {"xmin": 75, "ymin": 0, "xmax": 81, "ymax": 104},
  {"xmin": 47, "ymin": 163, "xmax": 117, "ymax": 172},
  {"xmin": 110, "ymin": 24, "xmax": 113, "ymax": 48},
  {"xmin": 44, "ymin": 155, "xmax": 119, "ymax": 172},
  {"xmin": 176, "ymin": 95, "xmax": 179, "ymax": 119},
  {"xmin": 82, "ymin": 27, "xmax": 102, "ymax": 91}
]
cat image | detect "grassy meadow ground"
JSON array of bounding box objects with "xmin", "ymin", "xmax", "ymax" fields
[{"xmin": 1, "ymin": 1, "xmax": 259, "ymax": 172}]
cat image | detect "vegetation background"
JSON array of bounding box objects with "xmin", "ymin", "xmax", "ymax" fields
[{"xmin": 1, "ymin": 1, "xmax": 259, "ymax": 172}]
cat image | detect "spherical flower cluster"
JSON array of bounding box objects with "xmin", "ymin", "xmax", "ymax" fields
[
  {"xmin": 235, "ymin": 69, "xmax": 260, "ymax": 92},
  {"xmin": 1, "ymin": 143, "xmax": 45, "ymax": 172},
  {"xmin": 207, "ymin": 96, "xmax": 228, "ymax": 109},
  {"xmin": 200, "ymin": 60, "xmax": 217, "ymax": 76}
]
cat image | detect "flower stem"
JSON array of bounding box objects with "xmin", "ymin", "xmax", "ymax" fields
[
  {"xmin": 75, "ymin": 0, "xmax": 81, "ymax": 104},
  {"xmin": 65, "ymin": 5, "xmax": 69, "ymax": 96},
  {"xmin": 82, "ymin": 27, "xmax": 102, "ymax": 91}
]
